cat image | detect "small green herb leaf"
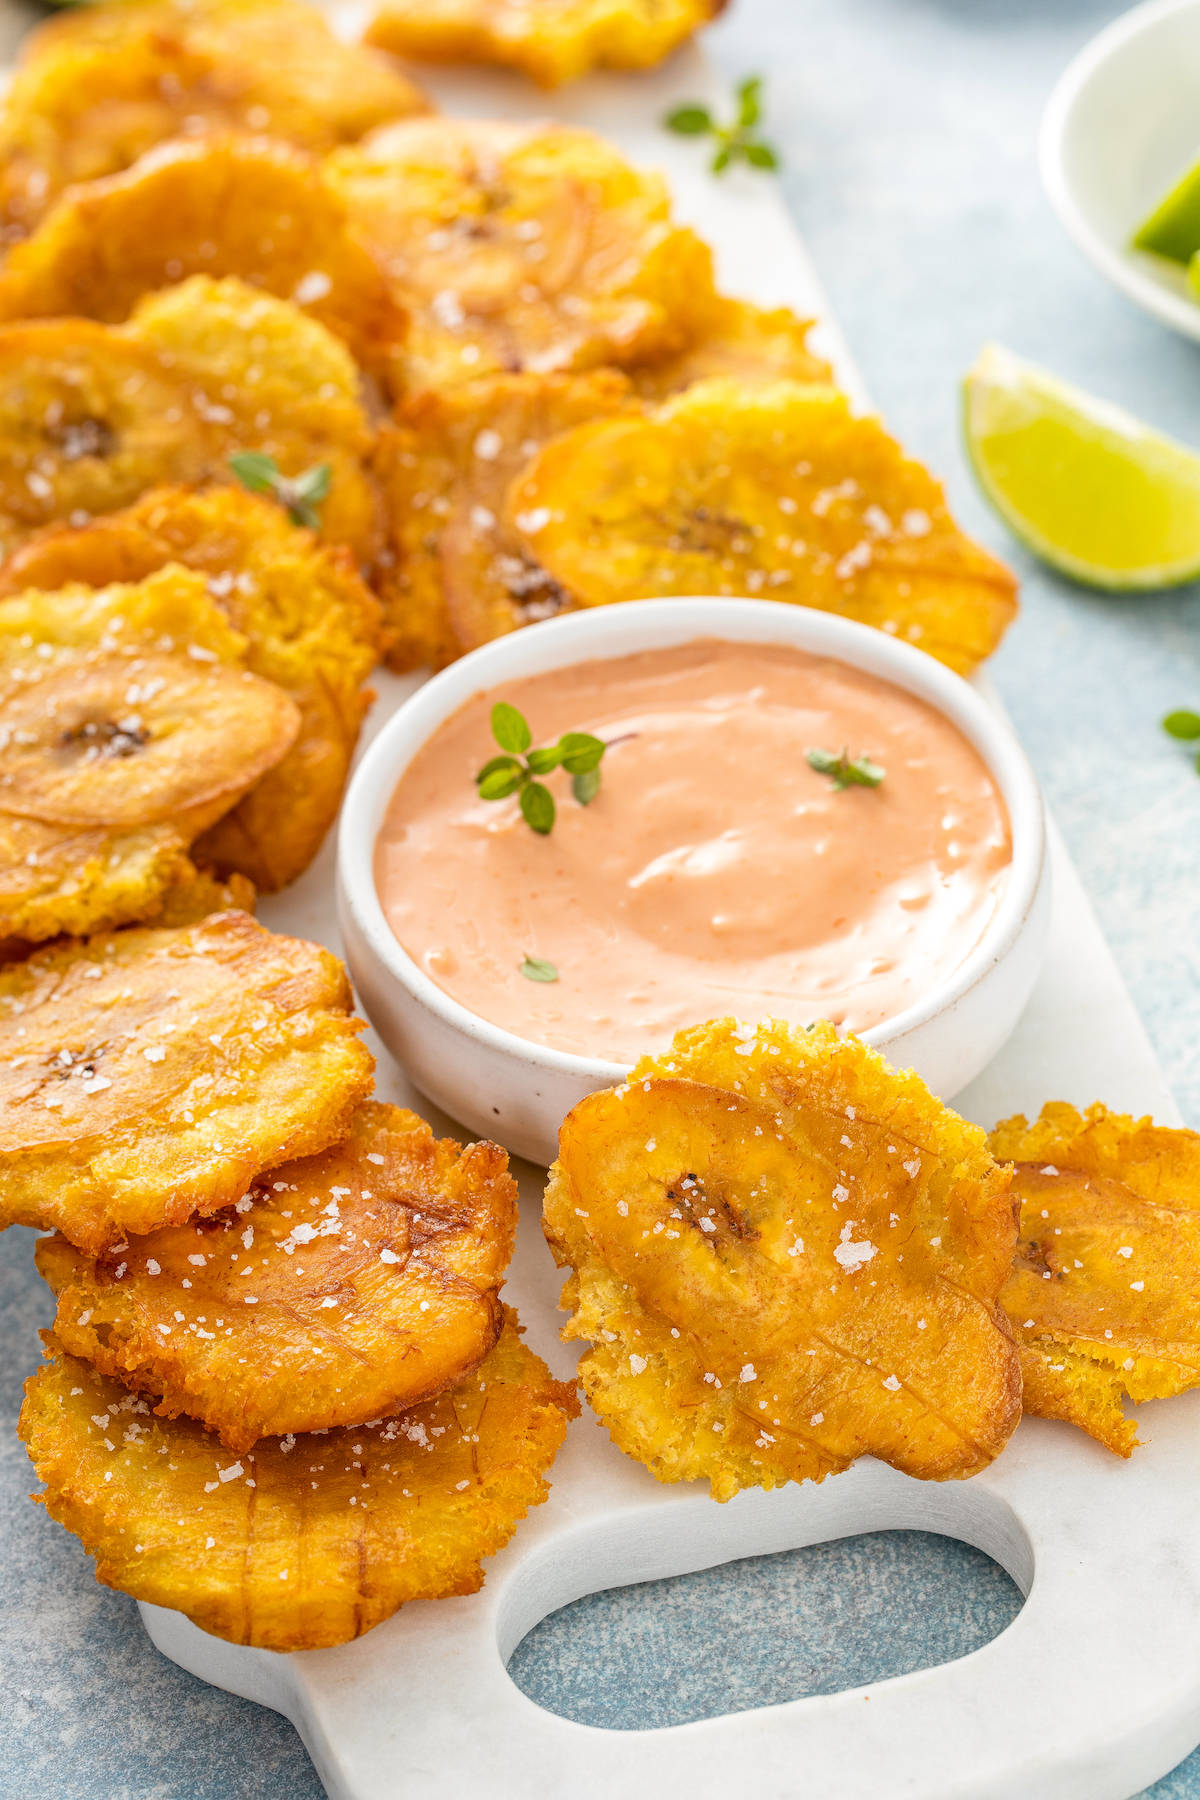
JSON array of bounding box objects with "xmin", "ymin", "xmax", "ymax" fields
[
  {"xmin": 228, "ymin": 450, "xmax": 280, "ymax": 495},
  {"xmin": 572, "ymin": 766, "xmax": 602, "ymax": 806},
  {"xmin": 520, "ymin": 781, "xmax": 556, "ymax": 834},
  {"xmin": 491, "ymin": 702, "xmax": 532, "ymax": 754},
  {"xmin": 745, "ymin": 141, "xmax": 779, "ymax": 170},
  {"xmin": 230, "ymin": 451, "xmax": 332, "ymax": 529},
  {"xmin": 737, "ymin": 76, "xmax": 762, "ymax": 128},
  {"xmin": 559, "ymin": 731, "xmax": 606, "ymax": 774},
  {"xmin": 290, "ymin": 463, "xmax": 332, "ymax": 504},
  {"xmin": 807, "ymin": 746, "xmax": 886, "ymax": 792},
  {"xmin": 478, "ymin": 766, "xmax": 523, "ymax": 800},
  {"xmin": 525, "ymin": 744, "xmax": 565, "ymax": 775},
  {"xmin": 520, "ymin": 955, "xmax": 559, "ymax": 983},
  {"xmin": 476, "ymin": 754, "xmax": 522, "ymax": 783},
  {"xmin": 1163, "ymin": 709, "xmax": 1200, "ymax": 741},
  {"xmin": 666, "ymin": 104, "xmax": 713, "ymax": 135}
]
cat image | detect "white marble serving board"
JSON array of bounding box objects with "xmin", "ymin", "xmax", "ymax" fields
[{"xmin": 140, "ymin": 36, "xmax": 1197, "ymax": 1800}]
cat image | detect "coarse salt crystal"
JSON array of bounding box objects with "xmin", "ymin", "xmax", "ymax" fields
[{"xmin": 629, "ymin": 1354, "xmax": 647, "ymax": 1375}]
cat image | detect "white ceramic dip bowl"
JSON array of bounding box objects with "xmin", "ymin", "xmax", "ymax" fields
[{"xmin": 338, "ymin": 600, "xmax": 1050, "ymax": 1165}]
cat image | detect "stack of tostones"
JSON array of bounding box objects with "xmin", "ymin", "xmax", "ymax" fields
[
  {"xmin": 0, "ymin": 0, "xmax": 428, "ymax": 238},
  {"xmin": 35, "ymin": 1099, "xmax": 521, "ymax": 1447},
  {"xmin": 365, "ymin": 0, "xmax": 725, "ymax": 90},
  {"xmin": 543, "ymin": 1017, "xmax": 1022, "ymax": 1502},
  {"xmin": 0, "ymin": 275, "xmax": 378, "ymax": 566},
  {"xmin": 324, "ymin": 117, "xmax": 721, "ymax": 397},
  {"xmin": 373, "ymin": 368, "xmax": 637, "ymax": 669},
  {"xmin": 992, "ymin": 1102, "xmax": 1200, "ymax": 1457},
  {"xmin": 15, "ymin": 1057, "xmax": 576, "ymax": 1648},
  {"xmin": 0, "ymin": 136, "xmax": 407, "ymax": 383},
  {"xmin": 0, "ymin": 486, "xmax": 385, "ymax": 893},
  {"xmin": 505, "ymin": 377, "xmax": 1019, "ymax": 676},
  {"xmin": 0, "ymin": 565, "xmax": 302, "ymax": 943}
]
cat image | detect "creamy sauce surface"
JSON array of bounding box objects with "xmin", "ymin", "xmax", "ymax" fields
[{"xmin": 375, "ymin": 641, "xmax": 1011, "ymax": 1060}]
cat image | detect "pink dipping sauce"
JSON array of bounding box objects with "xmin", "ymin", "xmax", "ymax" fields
[{"xmin": 375, "ymin": 641, "xmax": 1011, "ymax": 1061}]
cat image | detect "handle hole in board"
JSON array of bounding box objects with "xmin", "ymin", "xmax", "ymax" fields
[{"xmin": 506, "ymin": 1529, "xmax": 1023, "ymax": 1731}]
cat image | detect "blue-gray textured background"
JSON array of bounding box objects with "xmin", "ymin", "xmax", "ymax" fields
[{"xmin": 3, "ymin": 0, "xmax": 1199, "ymax": 1794}]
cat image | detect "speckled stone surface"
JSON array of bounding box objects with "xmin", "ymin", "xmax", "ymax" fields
[{"xmin": 2, "ymin": 0, "xmax": 1199, "ymax": 1794}]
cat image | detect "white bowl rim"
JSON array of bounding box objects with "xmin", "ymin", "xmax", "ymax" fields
[
  {"xmin": 339, "ymin": 599, "xmax": 1045, "ymax": 1083},
  {"xmin": 1040, "ymin": 0, "xmax": 1200, "ymax": 343}
]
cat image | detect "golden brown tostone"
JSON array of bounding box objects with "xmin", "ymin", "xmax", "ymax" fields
[
  {"xmin": 507, "ymin": 377, "xmax": 1019, "ymax": 677},
  {"xmin": 992, "ymin": 1101, "xmax": 1200, "ymax": 1457},
  {"xmin": 0, "ymin": 135, "xmax": 408, "ymax": 384},
  {"xmin": 20, "ymin": 1310, "xmax": 578, "ymax": 1651},
  {"xmin": 0, "ymin": 0, "xmax": 428, "ymax": 235},
  {"xmin": 0, "ymin": 909, "xmax": 374, "ymax": 1255},
  {"xmin": 544, "ymin": 1017, "xmax": 1021, "ymax": 1502},
  {"xmin": 365, "ymin": 0, "xmax": 725, "ymax": 89},
  {"xmin": 38, "ymin": 1100, "xmax": 520, "ymax": 1452},
  {"xmin": 0, "ymin": 486, "xmax": 385, "ymax": 893},
  {"xmin": 0, "ymin": 565, "xmax": 298, "ymax": 941}
]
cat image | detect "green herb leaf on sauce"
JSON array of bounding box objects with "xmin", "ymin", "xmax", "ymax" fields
[
  {"xmin": 664, "ymin": 76, "xmax": 780, "ymax": 177},
  {"xmin": 572, "ymin": 766, "xmax": 602, "ymax": 806},
  {"xmin": 807, "ymin": 746, "xmax": 886, "ymax": 792},
  {"xmin": 475, "ymin": 705, "xmax": 609, "ymax": 831},
  {"xmin": 520, "ymin": 955, "xmax": 559, "ymax": 983},
  {"xmin": 490, "ymin": 702, "xmax": 532, "ymax": 754},
  {"xmin": 228, "ymin": 451, "xmax": 332, "ymax": 530},
  {"xmin": 520, "ymin": 781, "xmax": 556, "ymax": 835}
]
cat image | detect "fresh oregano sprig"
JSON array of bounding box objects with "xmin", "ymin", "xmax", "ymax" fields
[
  {"xmin": 665, "ymin": 76, "xmax": 779, "ymax": 175},
  {"xmin": 476, "ymin": 702, "xmax": 606, "ymax": 835},
  {"xmin": 807, "ymin": 746, "xmax": 886, "ymax": 792},
  {"xmin": 1163, "ymin": 707, "xmax": 1200, "ymax": 772},
  {"xmin": 229, "ymin": 451, "xmax": 332, "ymax": 530}
]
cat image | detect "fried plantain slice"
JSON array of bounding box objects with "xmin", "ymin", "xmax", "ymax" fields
[
  {"xmin": 38, "ymin": 1100, "xmax": 519, "ymax": 1452},
  {"xmin": 149, "ymin": 861, "xmax": 255, "ymax": 927},
  {"xmin": 0, "ymin": 649, "xmax": 297, "ymax": 830},
  {"xmin": 128, "ymin": 276, "xmax": 381, "ymax": 563},
  {"xmin": 0, "ymin": 856, "xmax": 253, "ymax": 967},
  {"xmin": 0, "ymin": 321, "xmax": 220, "ymax": 556},
  {"xmin": 629, "ymin": 299, "xmax": 832, "ymax": 401},
  {"xmin": 326, "ymin": 117, "xmax": 716, "ymax": 397},
  {"xmin": 991, "ymin": 1102, "xmax": 1200, "ymax": 1458},
  {"xmin": 0, "ymin": 280, "xmax": 378, "ymax": 564},
  {"xmin": 20, "ymin": 1310, "xmax": 578, "ymax": 1650},
  {"xmin": 373, "ymin": 369, "xmax": 635, "ymax": 670},
  {"xmin": 544, "ymin": 1018, "xmax": 1020, "ymax": 1502},
  {"xmin": 365, "ymin": 0, "xmax": 723, "ymax": 88},
  {"xmin": 0, "ymin": 909, "xmax": 373, "ymax": 1254},
  {"xmin": 507, "ymin": 377, "xmax": 1019, "ymax": 675},
  {"xmin": 0, "ymin": 564, "xmax": 299, "ymax": 939},
  {"xmin": 0, "ymin": 486, "xmax": 385, "ymax": 891},
  {"xmin": 0, "ymin": 137, "xmax": 407, "ymax": 382},
  {"xmin": 0, "ymin": 0, "xmax": 428, "ymax": 236}
]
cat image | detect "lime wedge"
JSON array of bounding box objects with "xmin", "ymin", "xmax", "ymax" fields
[
  {"xmin": 963, "ymin": 343, "xmax": 1200, "ymax": 590},
  {"xmin": 1133, "ymin": 153, "xmax": 1200, "ymax": 263}
]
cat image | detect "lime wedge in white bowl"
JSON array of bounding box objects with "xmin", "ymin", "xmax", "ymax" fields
[
  {"xmin": 964, "ymin": 342, "xmax": 1200, "ymax": 590},
  {"xmin": 1041, "ymin": 0, "xmax": 1200, "ymax": 344}
]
